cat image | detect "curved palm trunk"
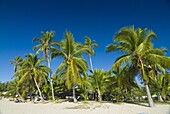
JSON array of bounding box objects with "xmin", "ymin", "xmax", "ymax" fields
[
  {"xmin": 72, "ymin": 84, "xmax": 77, "ymax": 102},
  {"xmin": 97, "ymin": 88, "xmax": 102, "ymax": 102},
  {"xmin": 33, "ymin": 78, "xmax": 44, "ymax": 102},
  {"xmin": 145, "ymin": 82, "xmax": 155, "ymax": 107},
  {"xmin": 157, "ymin": 92, "xmax": 164, "ymax": 102},
  {"xmin": 47, "ymin": 57, "xmax": 55, "ymax": 101},
  {"xmin": 88, "ymin": 54, "xmax": 94, "ymax": 72}
]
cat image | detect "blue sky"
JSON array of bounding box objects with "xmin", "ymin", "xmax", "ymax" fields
[{"xmin": 0, "ymin": 0, "xmax": 170, "ymax": 82}]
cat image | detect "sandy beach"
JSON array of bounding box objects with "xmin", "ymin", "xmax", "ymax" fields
[{"xmin": 0, "ymin": 99, "xmax": 170, "ymax": 114}]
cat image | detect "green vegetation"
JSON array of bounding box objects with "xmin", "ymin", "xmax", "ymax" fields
[
  {"xmin": 2, "ymin": 26, "xmax": 170, "ymax": 108},
  {"xmin": 89, "ymin": 69, "xmax": 107, "ymax": 102},
  {"xmin": 84, "ymin": 36, "xmax": 98, "ymax": 72},
  {"xmin": 33, "ymin": 31, "xmax": 59, "ymax": 101},
  {"xmin": 51, "ymin": 31, "xmax": 90, "ymax": 102}
]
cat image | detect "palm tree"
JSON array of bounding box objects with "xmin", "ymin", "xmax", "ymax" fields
[
  {"xmin": 80, "ymin": 75, "xmax": 91, "ymax": 101},
  {"xmin": 150, "ymin": 70, "xmax": 170, "ymax": 101},
  {"xmin": 10, "ymin": 56, "xmax": 23, "ymax": 100},
  {"xmin": 6, "ymin": 79, "xmax": 21, "ymax": 99},
  {"xmin": 84, "ymin": 36, "xmax": 98, "ymax": 72},
  {"xmin": 106, "ymin": 26, "xmax": 170, "ymax": 107},
  {"xmin": 89, "ymin": 69, "xmax": 107, "ymax": 102},
  {"xmin": 14, "ymin": 54, "xmax": 51, "ymax": 102},
  {"xmin": 33, "ymin": 31, "xmax": 59, "ymax": 101},
  {"xmin": 10, "ymin": 56, "xmax": 23, "ymax": 72},
  {"xmin": 51, "ymin": 31, "xmax": 90, "ymax": 102},
  {"xmin": 110, "ymin": 65, "xmax": 139, "ymax": 101},
  {"xmin": 52, "ymin": 73, "xmax": 67, "ymax": 98},
  {"xmin": 146, "ymin": 53, "xmax": 170, "ymax": 102}
]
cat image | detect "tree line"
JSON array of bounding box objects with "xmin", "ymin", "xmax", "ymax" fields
[{"xmin": 1, "ymin": 26, "xmax": 170, "ymax": 107}]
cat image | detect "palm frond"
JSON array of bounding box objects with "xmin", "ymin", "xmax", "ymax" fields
[
  {"xmin": 51, "ymin": 48, "xmax": 67, "ymax": 59},
  {"xmin": 137, "ymin": 42, "xmax": 152, "ymax": 55},
  {"xmin": 110, "ymin": 55, "xmax": 131, "ymax": 72},
  {"xmin": 114, "ymin": 26, "xmax": 137, "ymax": 47},
  {"xmin": 73, "ymin": 57, "xmax": 88, "ymax": 71},
  {"xmin": 56, "ymin": 62, "xmax": 66, "ymax": 73},
  {"xmin": 146, "ymin": 48, "xmax": 164, "ymax": 56},
  {"xmin": 143, "ymin": 30, "xmax": 157, "ymax": 42},
  {"xmin": 147, "ymin": 54, "xmax": 170, "ymax": 68},
  {"xmin": 65, "ymin": 66, "xmax": 72, "ymax": 89},
  {"xmin": 71, "ymin": 61, "xmax": 80, "ymax": 85},
  {"xmin": 65, "ymin": 31, "xmax": 74, "ymax": 56},
  {"xmin": 17, "ymin": 72, "xmax": 29, "ymax": 86},
  {"xmin": 73, "ymin": 47, "xmax": 92, "ymax": 57},
  {"xmin": 36, "ymin": 58, "xmax": 47, "ymax": 66},
  {"xmin": 106, "ymin": 44, "xmax": 120, "ymax": 53},
  {"xmin": 32, "ymin": 38, "xmax": 44, "ymax": 43},
  {"xmin": 85, "ymin": 36, "xmax": 92, "ymax": 45},
  {"xmin": 51, "ymin": 42, "xmax": 60, "ymax": 46},
  {"xmin": 91, "ymin": 43, "xmax": 98, "ymax": 48},
  {"xmin": 32, "ymin": 44, "xmax": 43, "ymax": 51}
]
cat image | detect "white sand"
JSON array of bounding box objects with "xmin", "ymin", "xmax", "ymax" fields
[{"xmin": 0, "ymin": 99, "xmax": 170, "ymax": 114}]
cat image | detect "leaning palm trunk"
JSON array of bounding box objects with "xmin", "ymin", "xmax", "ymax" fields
[
  {"xmin": 97, "ymin": 88, "xmax": 102, "ymax": 102},
  {"xmin": 145, "ymin": 82, "xmax": 155, "ymax": 107},
  {"xmin": 157, "ymin": 92, "xmax": 164, "ymax": 102},
  {"xmin": 17, "ymin": 88, "xmax": 24, "ymax": 101},
  {"xmin": 47, "ymin": 57, "xmax": 55, "ymax": 101},
  {"xmin": 72, "ymin": 84, "xmax": 77, "ymax": 102},
  {"xmin": 89, "ymin": 54, "xmax": 94, "ymax": 72},
  {"xmin": 33, "ymin": 78, "xmax": 44, "ymax": 102}
]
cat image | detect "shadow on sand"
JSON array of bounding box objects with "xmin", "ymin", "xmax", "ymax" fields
[{"xmin": 125, "ymin": 101, "xmax": 149, "ymax": 107}]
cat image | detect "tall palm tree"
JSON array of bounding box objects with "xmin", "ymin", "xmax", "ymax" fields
[
  {"xmin": 106, "ymin": 26, "xmax": 170, "ymax": 107},
  {"xmin": 90, "ymin": 69, "xmax": 107, "ymax": 102},
  {"xmin": 10, "ymin": 56, "xmax": 23, "ymax": 100},
  {"xmin": 51, "ymin": 31, "xmax": 90, "ymax": 102},
  {"xmin": 14, "ymin": 54, "xmax": 51, "ymax": 102},
  {"xmin": 33, "ymin": 31, "xmax": 59, "ymax": 101},
  {"xmin": 84, "ymin": 36, "xmax": 98, "ymax": 72}
]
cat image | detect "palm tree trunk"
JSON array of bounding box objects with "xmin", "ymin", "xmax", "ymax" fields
[
  {"xmin": 33, "ymin": 78, "xmax": 44, "ymax": 102},
  {"xmin": 14, "ymin": 68, "xmax": 23, "ymax": 101},
  {"xmin": 144, "ymin": 82, "xmax": 155, "ymax": 107},
  {"xmin": 50, "ymin": 78, "xmax": 55, "ymax": 100},
  {"xmin": 121, "ymin": 89, "xmax": 127, "ymax": 102},
  {"xmin": 47, "ymin": 57, "xmax": 55, "ymax": 101},
  {"xmin": 97, "ymin": 88, "xmax": 102, "ymax": 102},
  {"xmin": 17, "ymin": 87, "xmax": 23, "ymax": 101},
  {"xmin": 72, "ymin": 84, "xmax": 77, "ymax": 102},
  {"xmin": 88, "ymin": 54, "xmax": 94, "ymax": 72},
  {"xmin": 29, "ymin": 88, "xmax": 33, "ymax": 101},
  {"xmin": 157, "ymin": 92, "xmax": 164, "ymax": 102},
  {"xmin": 140, "ymin": 59, "xmax": 155, "ymax": 107}
]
